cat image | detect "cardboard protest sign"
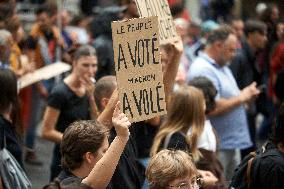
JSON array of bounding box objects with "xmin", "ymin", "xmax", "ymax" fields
[
  {"xmin": 112, "ymin": 16, "xmax": 167, "ymax": 122},
  {"xmin": 134, "ymin": 0, "xmax": 179, "ymax": 44},
  {"xmin": 19, "ymin": 62, "xmax": 71, "ymax": 89}
]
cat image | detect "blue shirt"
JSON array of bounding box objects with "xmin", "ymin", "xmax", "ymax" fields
[{"xmin": 188, "ymin": 53, "xmax": 252, "ymax": 150}]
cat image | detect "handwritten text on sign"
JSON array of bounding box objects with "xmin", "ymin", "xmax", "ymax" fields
[
  {"xmin": 112, "ymin": 16, "xmax": 167, "ymax": 122},
  {"xmin": 134, "ymin": 0, "xmax": 179, "ymax": 44}
]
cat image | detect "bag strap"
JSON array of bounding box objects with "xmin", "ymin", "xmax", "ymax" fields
[
  {"xmin": 246, "ymin": 152, "xmax": 256, "ymax": 189},
  {"xmin": 163, "ymin": 132, "xmax": 174, "ymax": 149},
  {"xmin": 163, "ymin": 131, "xmax": 186, "ymax": 149}
]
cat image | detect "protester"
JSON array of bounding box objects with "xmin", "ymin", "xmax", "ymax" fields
[
  {"xmin": 249, "ymin": 103, "xmax": 284, "ymax": 189},
  {"xmin": 44, "ymin": 102, "xmax": 131, "ymax": 189},
  {"xmin": 0, "ymin": 69, "xmax": 23, "ymax": 167},
  {"xmin": 42, "ymin": 45, "xmax": 98, "ymax": 180},
  {"xmin": 188, "ymin": 76, "xmax": 227, "ymax": 189},
  {"xmin": 135, "ymin": 39, "xmax": 184, "ymax": 167},
  {"xmin": 0, "ymin": 1, "xmax": 283, "ymax": 188},
  {"xmin": 24, "ymin": 4, "xmax": 63, "ymax": 165},
  {"xmin": 92, "ymin": 38, "xmax": 184, "ymax": 189},
  {"xmin": 188, "ymin": 26, "xmax": 260, "ymax": 181},
  {"xmin": 146, "ymin": 149, "xmax": 201, "ymax": 189},
  {"xmin": 230, "ymin": 20, "xmax": 268, "ymax": 158},
  {"xmin": 6, "ymin": 17, "xmax": 32, "ymax": 77},
  {"xmin": 94, "ymin": 76, "xmax": 146, "ymax": 189},
  {"xmin": 231, "ymin": 103, "xmax": 284, "ymax": 189},
  {"xmin": 150, "ymin": 86, "xmax": 205, "ymax": 160},
  {"xmin": 150, "ymin": 85, "xmax": 218, "ymax": 188}
]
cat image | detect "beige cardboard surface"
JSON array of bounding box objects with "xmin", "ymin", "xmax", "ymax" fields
[
  {"xmin": 134, "ymin": 0, "xmax": 179, "ymax": 44},
  {"xmin": 112, "ymin": 16, "xmax": 167, "ymax": 122},
  {"xmin": 19, "ymin": 62, "xmax": 71, "ymax": 89}
]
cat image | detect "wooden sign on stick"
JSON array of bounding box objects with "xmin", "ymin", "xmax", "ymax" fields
[
  {"xmin": 112, "ymin": 16, "xmax": 167, "ymax": 122},
  {"xmin": 134, "ymin": 0, "xmax": 179, "ymax": 44}
]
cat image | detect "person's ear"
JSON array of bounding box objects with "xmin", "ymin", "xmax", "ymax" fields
[
  {"xmin": 84, "ymin": 152, "xmax": 94, "ymax": 164},
  {"xmin": 214, "ymin": 41, "xmax": 223, "ymax": 49}
]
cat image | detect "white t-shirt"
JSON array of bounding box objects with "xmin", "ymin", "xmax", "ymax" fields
[{"xmin": 187, "ymin": 120, "xmax": 217, "ymax": 152}]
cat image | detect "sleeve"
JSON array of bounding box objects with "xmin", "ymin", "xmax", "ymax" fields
[
  {"xmin": 47, "ymin": 85, "xmax": 66, "ymax": 110},
  {"xmin": 167, "ymin": 132, "xmax": 189, "ymax": 152}
]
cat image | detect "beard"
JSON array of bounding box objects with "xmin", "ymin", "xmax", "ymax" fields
[{"xmin": 217, "ymin": 57, "xmax": 228, "ymax": 67}]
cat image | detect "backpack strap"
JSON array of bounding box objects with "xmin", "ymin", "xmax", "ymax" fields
[
  {"xmin": 246, "ymin": 152, "xmax": 256, "ymax": 189},
  {"xmin": 163, "ymin": 132, "xmax": 174, "ymax": 149}
]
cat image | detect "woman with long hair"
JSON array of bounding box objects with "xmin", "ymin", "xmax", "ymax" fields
[
  {"xmin": 150, "ymin": 85, "xmax": 205, "ymax": 161},
  {"xmin": 0, "ymin": 69, "xmax": 22, "ymax": 166},
  {"xmin": 42, "ymin": 45, "xmax": 98, "ymax": 180}
]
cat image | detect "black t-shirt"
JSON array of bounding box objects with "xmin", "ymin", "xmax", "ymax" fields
[
  {"xmin": 108, "ymin": 126, "xmax": 145, "ymax": 189},
  {"xmin": 48, "ymin": 82, "xmax": 91, "ymax": 178},
  {"xmin": 48, "ymin": 82, "xmax": 91, "ymax": 133},
  {"xmin": 159, "ymin": 131, "xmax": 190, "ymax": 152},
  {"xmin": 133, "ymin": 121, "xmax": 159, "ymax": 158},
  {"xmin": 0, "ymin": 115, "xmax": 23, "ymax": 167}
]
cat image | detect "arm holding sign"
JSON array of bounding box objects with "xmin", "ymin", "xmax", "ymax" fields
[
  {"xmin": 163, "ymin": 38, "xmax": 183, "ymax": 104},
  {"xmin": 82, "ymin": 102, "xmax": 131, "ymax": 189},
  {"xmin": 144, "ymin": 38, "xmax": 183, "ymax": 128},
  {"xmin": 97, "ymin": 89, "xmax": 119, "ymax": 129}
]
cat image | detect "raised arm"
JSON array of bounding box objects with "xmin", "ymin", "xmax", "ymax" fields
[
  {"xmin": 82, "ymin": 102, "xmax": 130, "ymax": 189},
  {"xmin": 97, "ymin": 89, "xmax": 119, "ymax": 129},
  {"xmin": 163, "ymin": 38, "xmax": 183, "ymax": 104}
]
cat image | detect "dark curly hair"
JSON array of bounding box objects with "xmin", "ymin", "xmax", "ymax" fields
[{"xmin": 60, "ymin": 120, "xmax": 107, "ymax": 171}]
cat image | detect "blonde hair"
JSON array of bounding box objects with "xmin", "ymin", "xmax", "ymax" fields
[
  {"xmin": 146, "ymin": 149, "xmax": 198, "ymax": 189},
  {"xmin": 150, "ymin": 86, "xmax": 205, "ymax": 161}
]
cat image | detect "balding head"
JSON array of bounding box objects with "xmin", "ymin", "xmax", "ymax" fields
[{"xmin": 94, "ymin": 76, "xmax": 117, "ymax": 112}]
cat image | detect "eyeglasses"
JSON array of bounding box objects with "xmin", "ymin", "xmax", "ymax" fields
[{"xmin": 169, "ymin": 176, "xmax": 203, "ymax": 189}]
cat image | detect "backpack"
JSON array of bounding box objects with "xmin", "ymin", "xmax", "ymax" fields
[
  {"xmin": 229, "ymin": 142, "xmax": 281, "ymax": 189},
  {"xmin": 0, "ymin": 134, "xmax": 32, "ymax": 189}
]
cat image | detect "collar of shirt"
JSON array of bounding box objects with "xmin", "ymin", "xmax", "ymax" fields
[{"xmin": 199, "ymin": 52, "xmax": 222, "ymax": 69}]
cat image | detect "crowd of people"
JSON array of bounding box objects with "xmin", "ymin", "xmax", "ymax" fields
[{"xmin": 0, "ymin": 0, "xmax": 284, "ymax": 189}]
